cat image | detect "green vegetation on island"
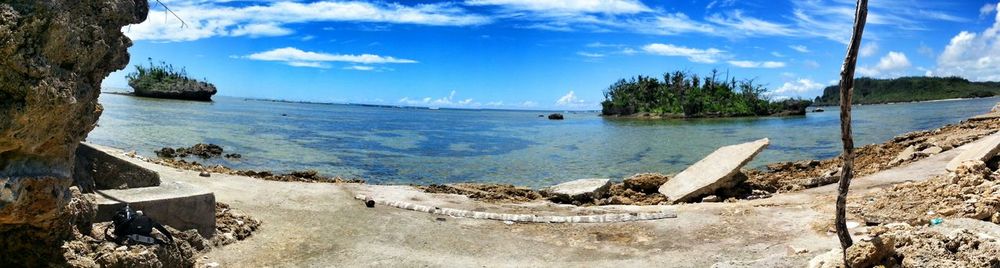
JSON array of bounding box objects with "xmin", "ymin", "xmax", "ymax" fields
[
  {"xmin": 814, "ymin": 76, "xmax": 1000, "ymax": 106},
  {"xmin": 126, "ymin": 58, "xmax": 218, "ymax": 101},
  {"xmin": 600, "ymin": 70, "xmax": 812, "ymax": 118}
]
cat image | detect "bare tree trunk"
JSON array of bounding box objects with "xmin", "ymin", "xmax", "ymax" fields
[{"xmin": 836, "ymin": 0, "xmax": 869, "ymax": 263}]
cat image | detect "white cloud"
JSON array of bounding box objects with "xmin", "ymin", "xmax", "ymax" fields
[
  {"xmin": 577, "ymin": 51, "xmax": 605, "ymax": 58},
  {"xmin": 774, "ymin": 79, "xmax": 825, "ymax": 95},
  {"xmin": 982, "ymin": 3, "xmax": 998, "ymax": 18},
  {"xmin": 643, "ymin": 43, "xmax": 725, "ymax": 63},
  {"xmin": 127, "ymin": 1, "xmax": 490, "ymax": 42},
  {"xmin": 642, "ymin": 13, "xmax": 717, "ymax": 35},
  {"xmin": 521, "ymin": 100, "xmax": 539, "ymax": 107},
  {"xmin": 727, "ymin": 60, "xmax": 786, "ymax": 68},
  {"xmin": 858, "ymin": 51, "xmax": 912, "ymax": 77},
  {"xmin": 789, "ymin": 45, "xmax": 810, "ymax": 53},
  {"xmin": 934, "ymin": 3, "xmax": 1000, "ymax": 81},
  {"xmin": 555, "ymin": 90, "xmax": 585, "ymax": 106},
  {"xmin": 620, "ymin": 47, "xmax": 638, "ymax": 55},
  {"xmin": 229, "ymin": 23, "xmax": 293, "ymax": 37},
  {"xmin": 465, "ymin": 0, "xmax": 651, "ymax": 15},
  {"xmin": 771, "ymin": 51, "xmax": 785, "ymax": 58},
  {"xmin": 245, "ymin": 47, "xmax": 417, "ymax": 68},
  {"xmin": 706, "ymin": 10, "xmax": 794, "ymax": 36},
  {"xmin": 398, "ymin": 90, "xmax": 482, "ymax": 107},
  {"xmin": 860, "ymin": 42, "xmax": 879, "ymax": 57},
  {"xmin": 344, "ymin": 65, "xmax": 375, "ymax": 71}
]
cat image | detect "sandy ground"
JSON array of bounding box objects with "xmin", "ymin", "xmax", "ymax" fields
[{"xmin": 87, "ymin": 141, "xmax": 972, "ymax": 267}]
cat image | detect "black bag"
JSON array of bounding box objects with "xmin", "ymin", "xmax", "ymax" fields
[{"xmin": 105, "ymin": 204, "xmax": 175, "ymax": 245}]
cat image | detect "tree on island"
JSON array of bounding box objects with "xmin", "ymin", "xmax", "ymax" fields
[{"xmin": 600, "ymin": 70, "xmax": 812, "ymax": 118}]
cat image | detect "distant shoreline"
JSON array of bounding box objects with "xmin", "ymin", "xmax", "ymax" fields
[
  {"xmin": 101, "ymin": 90, "xmax": 597, "ymax": 113},
  {"xmin": 812, "ymin": 95, "xmax": 999, "ymax": 108}
]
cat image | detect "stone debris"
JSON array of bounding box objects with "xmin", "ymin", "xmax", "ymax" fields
[
  {"xmin": 545, "ymin": 179, "xmax": 612, "ymax": 204},
  {"xmin": 659, "ymin": 138, "xmax": 769, "ymax": 203},
  {"xmin": 746, "ymin": 118, "xmax": 1000, "ymax": 193},
  {"xmin": 857, "ymin": 160, "xmax": 1000, "ymax": 226}
]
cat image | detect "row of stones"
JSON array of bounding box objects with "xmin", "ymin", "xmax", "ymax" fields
[{"xmin": 355, "ymin": 195, "xmax": 676, "ymax": 223}]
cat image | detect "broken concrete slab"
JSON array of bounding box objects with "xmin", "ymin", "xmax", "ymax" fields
[
  {"xmin": 945, "ymin": 132, "xmax": 1000, "ymax": 172},
  {"xmin": 73, "ymin": 143, "xmax": 160, "ymax": 193},
  {"xmin": 545, "ymin": 178, "xmax": 611, "ymax": 204},
  {"xmin": 658, "ymin": 138, "xmax": 769, "ymax": 203},
  {"xmin": 891, "ymin": 145, "xmax": 917, "ymax": 164},
  {"xmin": 968, "ymin": 112, "xmax": 1000, "ymax": 121},
  {"xmin": 93, "ymin": 180, "xmax": 216, "ymax": 236}
]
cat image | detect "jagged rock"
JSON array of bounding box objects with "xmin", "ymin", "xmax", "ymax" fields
[
  {"xmin": 891, "ymin": 145, "xmax": 917, "ymax": 165},
  {"xmin": 0, "ymin": 0, "xmax": 147, "ymax": 265},
  {"xmin": 622, "ymin": 173, "xmax": 670, "ymax": 194},
  {"xmin": 659, "ymin": 138, "xmax": 769, "ymax": 203},
  {"xmin": 545, "ymin": 178, "xmax": 611, "ymax": 204}
]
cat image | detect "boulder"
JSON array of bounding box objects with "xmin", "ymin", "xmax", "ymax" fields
[
  {"xmin": 920, "ymin": 146, "xmax": 943, "ymax": 155},
  {"xmin": 891, "ymin": 145, "xmax": 917, "ymax": 164},
  {"xmin": 946, "ymin": 132, "xmax": 1000, "ymax": 171},
  {"xmin": 0, "ymin": 0, "xmax": 147, "ymax": 264},
  {"xmin": 623, "ymin": 173, "xmax": 670, "ymax": 193},
  {"xmin": 547, "ymin": 113, "xmax": 564, "ymax": 120},
  {"xmin": 546, "ymin": 178, "xmax": 611, "ymax": 204},
  {"xmin": 658, "ymin": 138, "xmax": 769, "ymax": 203}
]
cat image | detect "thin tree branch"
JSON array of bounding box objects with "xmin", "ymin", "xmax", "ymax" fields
[
  {"xmin": 154, "ymin": 0, "xmax": 187, "ymax": 28},
  {"xmin": 835, "ymin": 0, "xmax": 868, "ymax": 265}
]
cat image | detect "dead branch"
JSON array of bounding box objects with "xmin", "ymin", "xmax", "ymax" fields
[{"xmin": 835, "ymin": 0, "xmax": 869, "ymax": 265}]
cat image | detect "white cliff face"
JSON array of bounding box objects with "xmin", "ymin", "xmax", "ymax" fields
[{"xmin": 0, "ymin": 0, "xmax": 148, "ymax": 264}]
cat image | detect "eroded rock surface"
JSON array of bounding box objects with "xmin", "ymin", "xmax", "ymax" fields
[{"xmin": 0, "ymin": 0, "xmax": 147, "ymax": 265}]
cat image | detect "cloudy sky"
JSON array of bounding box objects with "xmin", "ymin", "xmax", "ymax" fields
[{"xmin": 103, "ymin": 0, "xmax": 1000, "ymax": 110}]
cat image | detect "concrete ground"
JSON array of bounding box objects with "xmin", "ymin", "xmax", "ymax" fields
[{"xmin": 97, "ymin": 144, "xmax": 963, "ymax": 267}]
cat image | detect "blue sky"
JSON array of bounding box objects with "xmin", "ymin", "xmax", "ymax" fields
[{"xmin": 102, "ymin": 0, "xmax": 1000, "ymax": 110}]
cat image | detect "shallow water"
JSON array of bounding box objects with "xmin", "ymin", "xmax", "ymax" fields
[{"xmin": 87, "ymin": 94, "xmax": 998, "ymax": 188}]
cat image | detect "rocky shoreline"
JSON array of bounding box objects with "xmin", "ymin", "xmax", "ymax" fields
[{"xmin": 415, "ymin": 113, "xmax": 1000, "ymax": 206}]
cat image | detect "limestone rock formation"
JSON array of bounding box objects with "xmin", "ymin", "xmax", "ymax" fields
[
  {"xmin": 0, "ymin": 0, "xmax": 147, "ymax": 264},
  {"xmin": 130, "ymin": 76, "xmax": 217, "ymax": 101}
]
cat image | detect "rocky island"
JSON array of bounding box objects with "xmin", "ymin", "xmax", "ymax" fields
[
  {"xmin": 126, "ymin": 59, "xmax": 217, "ymax": 101},
  {"xmin": 600, "ymin": 70, "xmax": 812, "ymax": 118}
]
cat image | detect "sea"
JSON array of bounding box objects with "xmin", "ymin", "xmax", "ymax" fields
[{"xmin": 87, "ymin": 93, "xmax": 999, "ymax": 188}]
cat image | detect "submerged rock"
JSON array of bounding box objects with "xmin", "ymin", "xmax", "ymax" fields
[
  {"xmin": 0, "ymin": 0, "xmax": 147, "ymax": 265},
  {"xmin": 547, "ymin": 113, "xmax": 564, "ymax": 120}
]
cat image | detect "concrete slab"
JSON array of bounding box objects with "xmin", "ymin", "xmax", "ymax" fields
[
  {"xmin": 93, "ymin": 180, "xmax": 216, "ymax": 236},
  {"xmin": 968, "ymin": 112, "xmax": 1000, "ymax": 121},
  {"xmin": 546, "ymin": 178, "xmax": 611, "ymax": 203},
  {"xmin": 659, "ymin": 138, "xmax": 769, "ymax": 203},
  {"xmin": 945, "ymin": 132, "xmax": 1000, "ymax": 171},
  {"xmin": 74, "ymin": 142, "xmax": 160, "ymax": 192}
]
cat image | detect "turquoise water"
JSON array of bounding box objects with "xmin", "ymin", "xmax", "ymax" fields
[{"xmin": 87, "ymin": 94, "xmax": 998, "ymax": 188}]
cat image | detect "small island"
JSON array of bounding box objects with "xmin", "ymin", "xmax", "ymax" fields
[
  {"xmin": 600, "ymin": 70, "xmax": 811, "ymax": 118},
  {"xmin": 126, "ymin": 59, "xmax": 218, "ymax": 101},
  {"xmin": 813, "ymin": 76, "xmax": 1000, "ymax": 105}
]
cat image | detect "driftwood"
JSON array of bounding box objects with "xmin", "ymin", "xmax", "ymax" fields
[
  {"xmin": 835, "ymin": 0, "xmax": 869, "ymax": 263},
  {"xmin": 355, "ymin": 195, "xmax": 676, "ymax": 223}
]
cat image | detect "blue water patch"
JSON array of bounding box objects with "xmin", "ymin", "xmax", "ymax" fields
[{"xmin": 87, "ymin": 94, "xmax": 999, "ymax": 188}]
